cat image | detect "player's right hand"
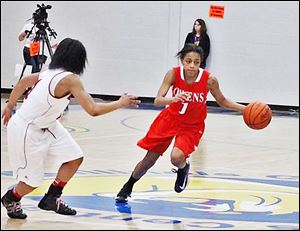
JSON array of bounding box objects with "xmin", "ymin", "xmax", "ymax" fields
[
  {"xmin": 118, "ymin": 93, "xmax": 141, "ymax": 107},
  {"xmin": 2, "ymin": 106, "xmax": 13, "ymax": 127},
  {"xmin": 172, "ymin": 92, "xmax": 191, "ymax": 103}
]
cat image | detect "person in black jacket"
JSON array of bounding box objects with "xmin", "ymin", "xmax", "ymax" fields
[{"xmin": 184, "ymin": 19, "xmax": 210, "ymax": 68}]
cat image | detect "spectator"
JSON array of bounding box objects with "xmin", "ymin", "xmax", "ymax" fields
[{"xmin": 184, "ymin": 19, "xmax": 210, "ymax": 68}]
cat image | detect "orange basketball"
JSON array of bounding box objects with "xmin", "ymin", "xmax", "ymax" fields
[{"xmin": 243, "ymin": 101, "xmax": 272, "ymax": 130}]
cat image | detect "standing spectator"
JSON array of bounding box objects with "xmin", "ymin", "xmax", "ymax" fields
[
  {"xmin": 18, "ymin": 20, "xmax": 40, "ymax": 73},
  {"xmin": 184, "ymin": 19, "xmax": 210, "ymax": 68}
]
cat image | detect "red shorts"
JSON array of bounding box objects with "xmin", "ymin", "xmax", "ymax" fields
[{"xmin": 137, "ymin": 109, "xmax": 204, "ymax": 157}]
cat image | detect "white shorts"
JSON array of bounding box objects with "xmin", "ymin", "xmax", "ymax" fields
[{"xmin": 7, "ymin": 114, "xmax": 84, "ymax": 187}]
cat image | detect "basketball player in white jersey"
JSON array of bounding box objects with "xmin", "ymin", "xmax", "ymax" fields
[{"xmin": 1, "ymin": 38, "xmax": 140, "ymax": 219}]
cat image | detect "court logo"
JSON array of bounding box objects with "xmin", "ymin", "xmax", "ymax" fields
[{"xmin": 25, "ymin": 172, "xmax": 298, "ymax": 227}]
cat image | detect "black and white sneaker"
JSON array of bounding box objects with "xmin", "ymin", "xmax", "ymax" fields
[
  {"xmin": 173, "ymin": 161, "xmax": 190, "ymax": 193},
  {"xmin": 38, "ymin": 193, "xmax": 76, "ymax": 215},
  {"xmin": 1, "ymin": 191, "xmax": 27, "ymax": 219},
  {"xmin": 115, "ymin": 183, "xmax": 132, "ymax": 203}
]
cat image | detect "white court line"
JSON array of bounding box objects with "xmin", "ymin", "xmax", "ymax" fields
[
  {"xmin": 75, "ymin": 133, "xmax": 142, "ymax": 141},
  {"xmin": 1, "ymin": 210, "xmax": 180, "ymax": 230},
  {"xmin": 0, "ymin": 133, "xmax": 141, "ymax": 149},
  {"xmin": 3, "ymin": 218, "xmax": 163, "ymax": 230}
]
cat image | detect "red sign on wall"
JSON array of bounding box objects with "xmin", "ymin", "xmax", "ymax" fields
[{"xmin": 209, "ymin": 5, "xmax": 225, "ymax": 19}]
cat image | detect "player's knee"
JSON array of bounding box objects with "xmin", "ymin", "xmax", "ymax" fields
[
  {"xmin": 170, "ymin": 156, "xmax": 180, "ymax": 167},
  {"xmin": 67, "ymin": 156, "xmax": 83, "ymax": 169},
  {"xmin": 76, "ymin": 156, "xmax": 84, "ymax": 166},
  {"xmin": 170, "ymin": 154, "xmax": 185, "ymax": 167}
]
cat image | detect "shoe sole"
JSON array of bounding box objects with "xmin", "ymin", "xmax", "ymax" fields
[{"xmin": 115, "ymin": 196, "xmax": 128, "ymax": 203}]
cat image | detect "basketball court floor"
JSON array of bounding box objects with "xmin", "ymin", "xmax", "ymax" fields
[{"xmin": 1, "ymin": 97, "xmax": 299, "ymax": 230}]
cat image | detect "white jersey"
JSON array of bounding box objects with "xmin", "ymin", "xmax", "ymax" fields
[{"xmin": 16, "ymin": 68, "xmax": 73, "ymax": 128}]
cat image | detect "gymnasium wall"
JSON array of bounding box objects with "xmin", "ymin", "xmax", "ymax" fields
[{"xmin": 1, "ymin": 1, "xmax": 299, "ymax": 106}]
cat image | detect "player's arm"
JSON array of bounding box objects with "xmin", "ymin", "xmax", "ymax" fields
[
  {"xmin": 65, "ymin": 75, "xmax": 140, "ymax": 116},
  {"xmin": 2, "ymin": 73, "xmax": 40, "ymax": 126},
  {"xmin": 6, "ymin": 73, "xmax": 39, "ymax": 109},
  {"xmin": 207, "ymin": 74, "xmax": 245, "ymax": 112},
  {"xmin": 154, "ymin": 69, "xmax": 190, "ymax": 106}
]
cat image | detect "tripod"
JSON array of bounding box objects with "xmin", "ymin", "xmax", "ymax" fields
[{"xmin": 18, "ymin": 22, "xmax": 57, "ymax": 82}]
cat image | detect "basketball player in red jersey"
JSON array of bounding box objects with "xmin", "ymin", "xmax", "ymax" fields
[
  {"xmin": 1, "ymin": 38, "xmax": 140, "ymax": 219},
  {"xmin": 116, "ymin": 44, "xmax": 246, "ymax": 203}
]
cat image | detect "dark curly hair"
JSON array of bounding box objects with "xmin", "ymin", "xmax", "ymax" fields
[
  {"xmin": 49, "ymin": 38, "xmax": 87, "ymax": 75},
  {"xmin": 176, "ymin": 43, "xmax": 204, "ymax": 62}
]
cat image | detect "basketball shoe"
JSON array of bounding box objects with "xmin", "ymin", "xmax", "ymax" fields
[
  {"xmin": 1, "ymin": 190, "xmax": 27, "ymax": 219},
  {"xmin": 38, "ymin": 193, "xmax": 76, "ymax": 215},
  {"xmin": 173, "ymin": 161, "xmax": 190, "ymax": 193},
  {"xmin": 115, "ymin": 183, "xmax": 132, "ymax": 203}
]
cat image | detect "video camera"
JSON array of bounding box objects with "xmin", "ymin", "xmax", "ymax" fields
[
  {"xmin": 30, "ymin": 3, "xmax": 57, "ymax": 39},
  {"xmin": 32, "ymin": 4, "xmax": 52, "ymax": 28}
]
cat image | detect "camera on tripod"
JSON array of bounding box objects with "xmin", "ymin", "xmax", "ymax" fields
[
  {"xmin": 29, "ymin": 3, "xmax": 57, "ymax": 49},
  {"xmin": 32, "ymin": 4, "xmax": 52, "ymax": 30},
  {"xmin": 16, "ymin": 3, "xmax": 58, "ymax": 83},
  {"xmin": 25, "ymin": 4, "xmax": 57, "ymax": 68}
]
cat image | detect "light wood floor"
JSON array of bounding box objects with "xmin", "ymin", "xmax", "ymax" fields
[{"xmin": 1, "ymin": 98, "xmax": 299, "ymax": 230}]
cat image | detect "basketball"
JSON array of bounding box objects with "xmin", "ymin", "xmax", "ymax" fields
[{"xmin": 243, "ymin": 101, "xmax": 272, "ymax": 130}]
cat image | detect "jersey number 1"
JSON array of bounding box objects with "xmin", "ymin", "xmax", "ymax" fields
[{"xmin": 179, "ymin": 102, "xmax": 188, "ymax": 115}]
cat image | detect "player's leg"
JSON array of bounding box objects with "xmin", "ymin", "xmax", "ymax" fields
[
  {"xmin": 170, "ymin": 147, "xmax": 190, "ymax": 193},
  {"xmin": 38, "ymin": 157, "xmax": 83, "ymax": 215},
  {"xmin": 1, "ymin": 182, "xmax": 36, "ymax": 219},
  {"xmin": 38, "ymin": 122, "xmax": 84, "ymax": 215},
  {"xmin": 171, "ymin": 128, "xmax": 203, "ymax": 193},
  {"xmin": 1, "ymin": 116, "xmax": 42, "ymax": 219},
  {"xmin": 116, "ymin": 110, "xmax": 173, "ymax": 202},
  {"xmin": 115, "ymin": 151, "xmax": 160, "ymax": 203}
]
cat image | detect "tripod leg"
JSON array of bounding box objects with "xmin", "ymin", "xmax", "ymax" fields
[
  {"xmin": 18, "ymin": 63, "xmax": 27, "ymax": 82},
  {"xmin": 38, "ymin": 36, "xmax": 46, "ymax": 71},
  {"xmin": 44, "ymin": 33, "xmax": 54, "ymax": 57}
]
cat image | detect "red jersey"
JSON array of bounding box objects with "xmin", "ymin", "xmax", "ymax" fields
[
  {"xmin": 137, "ymin": 66, "xmax": 210, "ymax": 156},
  {"xmin": 166, "ymin": 66, "xmax": 210, "ymax": 127}
]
